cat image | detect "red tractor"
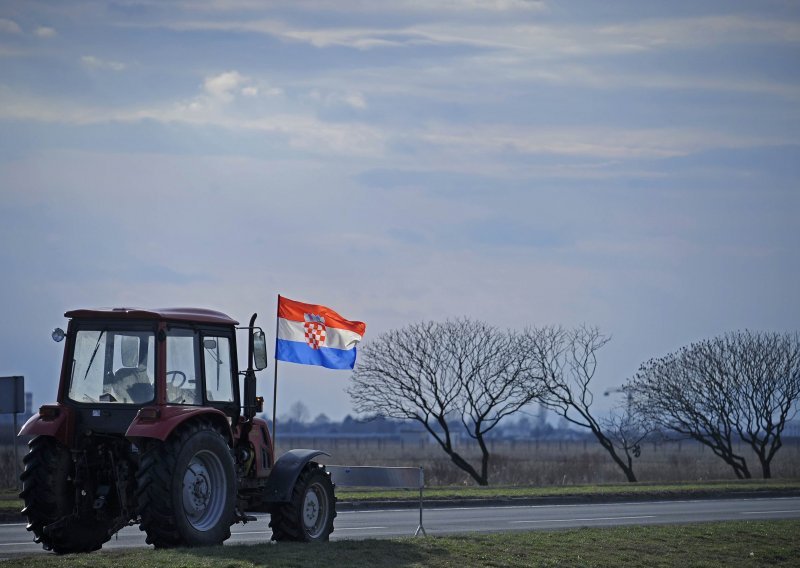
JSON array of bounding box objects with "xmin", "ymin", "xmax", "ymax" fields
[{"xmin": 18, "ymin": 307, "xmax": 336, "ymax": 553}]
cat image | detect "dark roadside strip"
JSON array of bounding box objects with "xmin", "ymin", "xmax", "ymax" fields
[{"xmin": 337, "ymin": 487, "xmax": 800, "ymax": 511}]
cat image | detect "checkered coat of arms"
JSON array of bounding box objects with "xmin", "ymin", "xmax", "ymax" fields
[{"xmin": 303, "ymin": 313, "xmax": 326, "ymax": 350}]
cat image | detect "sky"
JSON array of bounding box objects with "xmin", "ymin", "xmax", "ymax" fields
[{"xmin": 1, "ymin": 0, "xmax": 798, "ymax": 423}]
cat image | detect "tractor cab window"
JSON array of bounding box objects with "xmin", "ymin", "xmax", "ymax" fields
[
  {"xmin": 203, "ymin": 336, "xmax": 235, "ymax": 403},
  {"xmin": 166, "ymin": 328, "xmax": 201, "ymax": 405},
  {"xmin": 68, "ymin": 329, "xmax": 155, "ymax": 404}
]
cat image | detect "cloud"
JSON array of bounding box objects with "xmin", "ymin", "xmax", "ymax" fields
[
  {"xmin": 0, "ymin": 86, "xmax": 385, "ymax": 157},
  {"xmin": 81, "ymin": 55, "xmax": 127, "ymax": 71},
  {"xmin": 405, "ymin": 15, "xmax": 800, "ymax": 56},
  {"xmin": 596, "ymin": 14, "xmax": 800, "ymax": 48},
  {"xmin": 203, "ymin": 70, "xmax": 251, "ymax": 102},
  {"xmin": 179, "ymin": 0, "xmax": 545, "ymax": 14},
  {"xmin": 342, "ymin": 92, "xmax": 367, "ymax": 109},
  {"xmin": 307, "ymin": 89, "xmax": 367, "ymax": 109},
  {"xmin": 168, "ymin": 19, "xmax": 419, "ymax": 50},
  {"xmin": 34, "ymin": 26, "xmax": 56, "ymax": 38},
  {"xmin": 403, "ymin": 0, "xmax": 546, "ymax": 11},
  {"xmin": 157, "ymin": 14, "xmax": 800, "ymax": 54},
  {"xmin": 0, "ymin": 83, "xmax": 793, "ymax": 164},
  {"xmin": 417, "ymin": 124, "xmax": 790, "ymax": 160},
  {"xmin": 448, "ymin": 57, "xmax": 800, "ymax": 101},
  {"xmin": 0, "ymin": 19, "xmax": 22, "ymax": 34}
]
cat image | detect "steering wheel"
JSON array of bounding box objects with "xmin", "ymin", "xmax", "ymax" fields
[{"xmin": 166, "ymin": 370, "xmax": 187, "ymax": 388}]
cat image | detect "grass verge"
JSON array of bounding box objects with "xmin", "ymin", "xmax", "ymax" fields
[
  {"xmin": 335, "ymin": 478, "xmax": 800, "ymax": 502},
  {"xmin": 0, "ymin": 490, "xmax": 21, "ymax": 514},
  {"xmin": 3, "ymin": 520, "xmax": 798, "ymax": 567}
]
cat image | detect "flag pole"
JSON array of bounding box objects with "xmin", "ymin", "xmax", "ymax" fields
[{"xmin": 272, "ymin": 294, "xmax": 280, "ymax": 454}]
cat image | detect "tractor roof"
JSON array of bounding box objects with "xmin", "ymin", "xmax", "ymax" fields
[{"xmin": 64, "ymin": 307, "xmax": 239, "ymax": 326}]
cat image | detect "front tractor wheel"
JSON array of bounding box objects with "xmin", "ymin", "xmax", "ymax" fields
[
  {"xmin": 136, "ymin": 421, "xmax": 235, "ymax": 548},
  {"xmin": 270, "ymin": 463, "xmax": 336, "ymax": 542}
]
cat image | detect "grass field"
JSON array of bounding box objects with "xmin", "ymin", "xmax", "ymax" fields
[
  {"xmin": 2, "ymin": 520, "xmax": 798, "ymax": 567},
  {"xmin": 274, "ymin": 437, "xmax": 800, "ymax": 486},
  {"xmin": 4, "ymin": 438, "xmax": 800, "ymax": 488}
]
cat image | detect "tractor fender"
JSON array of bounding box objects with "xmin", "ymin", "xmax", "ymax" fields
[
  {"xmin": 17, "ymin": 405, "xmax": 72, "ymax": 446},
  {"xmin": 262, "ymin": 449, "xmax": 330, "ymax": 503},
  {"xmin": 125, "ymin": 406, "xmax": 233, "ymax": 445}
]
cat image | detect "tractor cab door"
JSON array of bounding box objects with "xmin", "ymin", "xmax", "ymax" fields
[
  {"xmin": 200, "ymin": 331, "xmax": 239, "ymax": 419},
  {"xmin": 164, "ymin": 326, "xmax": 240, "ymax": 422}
]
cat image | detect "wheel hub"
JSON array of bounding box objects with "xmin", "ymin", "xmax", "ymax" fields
[
  {"xmin": 184, "ymin": 463, "xmax": 212, "ymax": 515},
  {"xmin": 303, "ymin": 491, "xmax": 320, "ymax": 527},
  {"xmin": 180, "ymin": 449, "xmax": 227, "ymax": 531}
]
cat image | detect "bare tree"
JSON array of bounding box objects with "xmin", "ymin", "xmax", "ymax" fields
[
  {"xmin": 524, "ymin": 325, "xmax": 645, "ymax": 482},
  {"xmin": 288, "ymin": 400, "xmax": 310, "ymax": 424},
  {"xmin": 601, "ymin": 408, "xmax": 652, "ymax": 477},
  {"xmin": 348, "ymin": 319, "xmax": 543, "ymax": 485},
  {"xmin": 628, "ymin": 331, "xmax": 800, "ymax": 479},
  {"xmin": 627, "ymin": 343, "xmax": 750, "ymax": 478},
  {"xmin": 725, "ymin": 331, "xmax": 800, "ymax": 478}
]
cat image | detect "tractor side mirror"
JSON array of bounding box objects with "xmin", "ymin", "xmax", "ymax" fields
[{"xmin": 253, "ymin": 329, "xmax": 268, "ymax": 371}]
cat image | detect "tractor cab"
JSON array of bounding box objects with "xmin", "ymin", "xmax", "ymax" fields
[{"xmin": 50, "ymin": 308, "xmax": 250, "ymax": 440}]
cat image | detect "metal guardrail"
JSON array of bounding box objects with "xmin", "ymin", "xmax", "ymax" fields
[{"xmin": 327, "ymin": 465, "xmax": 426, "ymax": 536}]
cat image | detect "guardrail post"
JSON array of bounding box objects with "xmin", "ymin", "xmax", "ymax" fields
[{"xmin": 414, "ymin": 466, "xmax": 426, "ymax": 536}]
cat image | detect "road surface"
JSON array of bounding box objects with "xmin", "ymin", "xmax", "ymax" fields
[{"xmin": 0, "ymin": 496, "xmax": 798, "ymax": 557}]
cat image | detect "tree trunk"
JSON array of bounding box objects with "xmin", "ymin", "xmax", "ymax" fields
[
  {"xmin": 476, "ymin": 432, "xmax": 491, "ymax": 486},
  {"xmin": 621, "ymin": 464, "xmax": 637, "ymax": 482},
  {"xmin": 759, "ymin": 452, "xmax": 772, "ymax": 479},
  {"xmin": 446, "ymin": 450, "xmax": 487, "ymax": 485},
  {"xmin": 692, "ymin": 434, "xmax": 751, "ymax": 479},
  {"xmin": 591, "ymin": 429, "xmax": 638, "ymax": 482},
  {"xmin": 727, "ymin": 458, "xmax": 751, "ymax": 479},
  {"xmin": 420, "ymin": 420, "xmax": 488, "ymax": 485},
  {"xmin": 747, "ymin": 439, "xmax": 778, "ymax": 479}
]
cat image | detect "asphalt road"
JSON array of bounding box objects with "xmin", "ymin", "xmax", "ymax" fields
[{"xmin": 0, "ymin": 497, "xmax": 798, "ymax": 557}]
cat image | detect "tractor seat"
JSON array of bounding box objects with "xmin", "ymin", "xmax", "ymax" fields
[{"xmin": 112, "ymin": 366, "xmax": 154, "ymax": 403}]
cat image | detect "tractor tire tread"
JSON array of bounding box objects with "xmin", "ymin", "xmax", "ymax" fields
[
  {"xmin": 269, "ymin": 463, "xmax": 336, "ymax": 542},
  {"xmin": 135, "ymin": 419, "xmax": 233, "ymax": 548},
  {"xmin": 20, "ymin": 436, "xmax": 110, "ymax": 554}
]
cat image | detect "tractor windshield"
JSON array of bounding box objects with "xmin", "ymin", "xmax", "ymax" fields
[{"xmin": 68, "ymin": 329, "xmax": 156, "ymax": 404}]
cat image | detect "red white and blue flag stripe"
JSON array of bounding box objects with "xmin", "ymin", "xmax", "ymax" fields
[{"xmin": 275, "ymin": 296, "xmax": 366, "ymax": 370}]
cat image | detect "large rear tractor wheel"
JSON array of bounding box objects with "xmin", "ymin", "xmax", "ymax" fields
[
  {"xmin": 269, "ymin": 462, "xmax": 336, "ymax": 542},
  {"xmin": 136, "ymin": 421, "xmax": 235, "ymax": 548},
  {"xmin": 20, "ymin": 436, "xmax": 110, "ymax": 553}
]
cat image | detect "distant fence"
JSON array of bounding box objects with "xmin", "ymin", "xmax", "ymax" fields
[{"xmin": 327, "ymin": 465, "xmax": 426, "ymax": 536}]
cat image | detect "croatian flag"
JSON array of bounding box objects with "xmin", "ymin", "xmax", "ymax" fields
[{"xmin": 275, "ymin": 296, "xmax": 366, "ymax": 370}]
